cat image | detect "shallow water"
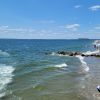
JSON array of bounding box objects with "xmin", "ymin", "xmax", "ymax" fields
[{"xmin": 0, "ymin": 39, "xmax": 100, "ymax": 100}]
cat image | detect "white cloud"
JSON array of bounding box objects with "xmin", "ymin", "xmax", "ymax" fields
[
  {"xmin": 65, "ymin": 24, "xmax": 80, "ymax": 31},
  {"xmin": 0, "ymin": 26, "xmax": 35, "ymax": 33},
  {"xmin": 89, "ymin": 5, "xmax": 100, "ymax": 11},
  {"xmin": 52, "ymin": 32, "xmax": 64, "ymax": 35},
  {"xmin": 78, "ymin": 34, "xmax": 81, "ymax": 36},
  {"xmin": 74, "ymin": 5, "xmax": 81, "ymax": 8},
  {"xmin": 1, "ymin": 25, "xmax": 98, "ymax": 39},
  {"xmin": 94, "ymin": 26, "xmax": 100, "ymax": 29},
  {"xmin": 0, "ymin": 26, "xmax": 8, "ymax": 30}
]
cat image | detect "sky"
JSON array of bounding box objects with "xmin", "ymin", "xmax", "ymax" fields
[{"xmin": 0, "ymin": 0, "xmax": 100, "ymax": 39}]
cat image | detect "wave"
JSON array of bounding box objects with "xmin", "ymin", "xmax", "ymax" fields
[
  {"xmin": 76, "ymin": 55, "xmax": 89, "ymax": 72},
  {"xmin": 83, "ymin": 50, "xmax": 100, "ymax": 55},
  {"xmin": 54, "ymin": 63, "xmax": 68, "ymax": 68},
  {"xmin": 0, "ymin": 50, "xmax": 10, "ymax": 56},
  {"xmin": 51, "ymin": 52, "xmax": 56, "ymax": 56},
  {"xmin": 93, "ymin": 40, "xmax": 100, "ymax": 45},
  {"xmin": 51, "ymin": 52, "xmax": 68, "ymax": 56},
  {"xmin": 0, "ymin": 64, "xmax": 15, "ymax": 98}
]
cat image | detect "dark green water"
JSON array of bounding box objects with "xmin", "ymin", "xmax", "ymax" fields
[{"xmin": 0, "ymin": 39, "xmax": 100, "ymax": 100}]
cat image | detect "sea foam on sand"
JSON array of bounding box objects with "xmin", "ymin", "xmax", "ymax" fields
[{"xmin": 0, "ymin": 64, "xmax": 14, "ymax": 98}]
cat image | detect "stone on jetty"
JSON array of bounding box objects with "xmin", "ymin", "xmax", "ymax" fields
[{"xmin": 57, "ymin": 51, "xmax": 82, "ymax": 56}]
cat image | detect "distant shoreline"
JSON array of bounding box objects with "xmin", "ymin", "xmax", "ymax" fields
[{"xmin": 0, "ymin": 38, "xmax": 99, "ymax": 40}]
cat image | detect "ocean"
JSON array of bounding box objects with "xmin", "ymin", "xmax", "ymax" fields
[{"xmin": 0, "ymin": 39, "xmax": 100, "ymax": 100}]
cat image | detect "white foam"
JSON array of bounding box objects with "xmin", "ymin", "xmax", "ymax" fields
[
  {"xmin": 76, "ymin": 55, "xmax": 89, "ymax": 72},
  {"xmin": 83, "ymin": 50, "xmax": 100, "ymax": 55},
  {"xmin": 0, "ymin": 50, "xmax": 10, "ymax": 56},
  {"xmin": 51, "ymin": 52, "xmax": 56, "ymax": 56},
  {"xmin": 55, "ymin": 63, "xmax": 68, "ymax": 68},
  {"xmin": 51, "ymin": 52, "xmax": 68, "ymax": 57},
  {"xmin": 0, "ymin": 93, "xmax": 5, "ymax": 98},
  {"xmin": 0, "ymin": 64, "xmax": 14, "ymax": 98},
  {"xmin": 93, "ymin": 40, "xmax": 100, "ymax": 45}
]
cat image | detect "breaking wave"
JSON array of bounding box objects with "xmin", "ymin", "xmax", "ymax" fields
[
  {"xmin": 54, "ymin": 63, "xmax": 68, "ymax": 68},
  {"xmin": 0, "ymin": 50, "xmax": 10, "ymax": 56},
  {"xmin": 51, "ymin": 52, "xmax": 68, "ymax": 56},
  {"xmin": 0, "ymin": 64, "xmax": 15, "ymax": 98},
  {"xmin": 76, "ymin": 55, "xmax": 89, "ymax": 72},
  {"xmin": 83, "ymin": 50, "xmax": 100, "ymax": 55}
]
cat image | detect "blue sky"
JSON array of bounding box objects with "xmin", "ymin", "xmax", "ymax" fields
[{"xmin": 0, "ymin": 0, "xmax": 100, "ymax": 39}]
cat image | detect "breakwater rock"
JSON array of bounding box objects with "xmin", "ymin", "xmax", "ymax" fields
[
  {"xmin": 45, "ymin": 51, "xmax": 100, "ymax": 57},
  {"xmin": 57, "ymin": 51, "xmax": 100, "ymax": 57}
]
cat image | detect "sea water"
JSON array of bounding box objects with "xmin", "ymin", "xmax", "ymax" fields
[{"xmin": 0, "ymin": 39, "xmax": 100, "ymax": 100}]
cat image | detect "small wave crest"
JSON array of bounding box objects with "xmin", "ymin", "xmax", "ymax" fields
[
  {"xmin": 51, "ymin": 52, "xmax": 68, "ymax": 56},
  {"xmin": 0, "ymin": 50, "xmax": 10, "ymax": 56},
  {"xmin": 51, "ymin": 52, "xmax": 56, "ymax": 56},
  {"xmin": 76, "ymin": 55, "xmax": 89, "ymax": 72},
  {"xmin": 0, "ymin": 64, "xmax": 15, "ymax": 98},
  {"xmin": 54, "ymin": 63, "xmax": 68, "ymax": 68}
]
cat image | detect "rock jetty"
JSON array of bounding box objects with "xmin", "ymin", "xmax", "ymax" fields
[
  {"xmin": 45, "ymin": 51, "xmax": 100, "ymax": 57},
  {"xmin": 57, "ymin": 51, "xmax": 100, "ymax": 57}
]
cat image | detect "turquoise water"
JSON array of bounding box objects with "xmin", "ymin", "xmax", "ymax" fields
[{"xmin": 0, "ymin": 39, "xmax": 100, "ymax": 100}]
